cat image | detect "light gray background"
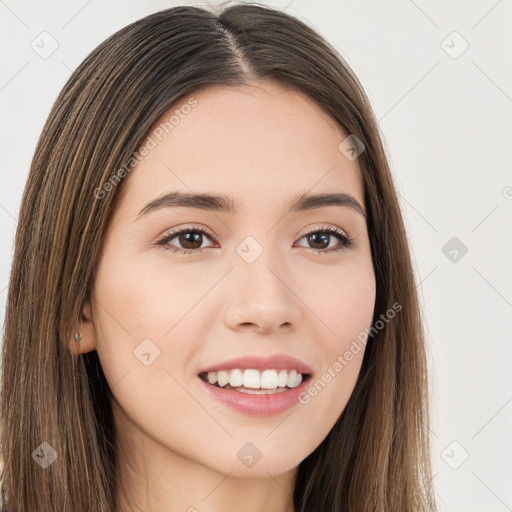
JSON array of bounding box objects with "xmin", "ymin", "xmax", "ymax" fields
[{"xmin": 1, "ymin": 1, "xmax": 511, "ymax": 510}]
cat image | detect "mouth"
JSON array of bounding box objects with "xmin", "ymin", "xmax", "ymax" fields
[{"xmin": 198, "ymin": 368, "xmax": 312, "ymax": 394}]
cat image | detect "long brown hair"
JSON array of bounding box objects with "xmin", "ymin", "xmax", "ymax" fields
[{"xmin": 0, "ymin": 3, "xmax": 437, "ymax": 511}]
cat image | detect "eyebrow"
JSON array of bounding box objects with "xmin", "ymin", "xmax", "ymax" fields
[{"xmin": 136, "ymin": 191, "xmax": 367, "ymax": 219}]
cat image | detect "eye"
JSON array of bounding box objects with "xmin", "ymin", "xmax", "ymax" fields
[
  {"xmin": 295, "ymin": 225, "xmax": 354, "ymax": 254},
  {"xmin": 155, "ymin": 224, "xmax": 354, "ymax": 255},
  {"xmin": 155, "ymin": 225, "xmax": 217, "ymax": 255}
]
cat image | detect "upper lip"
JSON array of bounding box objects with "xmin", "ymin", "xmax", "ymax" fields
[{"xmin": 198, "ymin": 354, "xmax": 313, "ymax": 375}]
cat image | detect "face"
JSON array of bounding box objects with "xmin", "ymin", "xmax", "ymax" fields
[{"xmin": 80, "ymin": 81, "xmax": 376, "ymax": 483}]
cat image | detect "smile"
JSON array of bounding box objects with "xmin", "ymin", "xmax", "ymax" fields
[
  {"xmin": 197, "ymin": 370, "xmax": 312, "ymax": 417},
  {"xmin": 199, "ymin": 368, "xmax": 308, "ymax": 392}
]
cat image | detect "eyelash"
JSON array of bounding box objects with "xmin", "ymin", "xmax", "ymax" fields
[{"xmin": 155, "ymin": 224, "xmax": 354, "ymax": 256}]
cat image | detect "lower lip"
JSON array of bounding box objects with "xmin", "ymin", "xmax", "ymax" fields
[{"xmin": 197, "ymin": 375, "xmax": 311, "ymax": 417}]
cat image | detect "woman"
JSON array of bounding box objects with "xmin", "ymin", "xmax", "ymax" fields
[{"xmin": 0, "ymin": 3, "xmax": 437, "ymax": 511}]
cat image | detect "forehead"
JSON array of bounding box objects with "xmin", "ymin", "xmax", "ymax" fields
[{"xmin": 119, "ymin": 81, "xmax": 364, "ymax": 211}]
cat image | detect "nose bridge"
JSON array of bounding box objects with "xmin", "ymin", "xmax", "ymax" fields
[
  {"xmin": 236, "ymin": 235, "xmax": 287, "ymax": 300},
  {"xmin": 223, "ymin": 234, "xmax": 301, "ymax": 331}
]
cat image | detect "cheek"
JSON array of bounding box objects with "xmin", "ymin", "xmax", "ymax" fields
[
  {"xmin": 294, "ymin": 260, "xmax": 375, "ymax": 433},
  {"xmin": 91, "ymin": 257, "xmax": 204, "ymax": 458},
  {"xmin": 91, "ymin": 252, "xmax": 189, "ymax": 397},
  {"xmin": 93, "ymin": 242, "xmax": 207, "ymax": 343},
  {"xmin": 302, "ymin": 259, "xmax": 376, "ymax": 341}
]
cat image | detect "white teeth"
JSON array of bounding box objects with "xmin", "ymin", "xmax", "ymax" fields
[
  {"xmin": 243, "ymin": 369, "xmax": 260, "ymax": 389},
  {"xmin": 260, "ymin": 369, "xmax": 278, "ymax": 389},
  {"xmin": 202, "ymin": 368, "xmax": 306, "ymax": 390},
  {"xmin": 284, "ymin": 370, "xmax": 302, "ymax": 388},
  {"xmin": 286, "ymin": 369, "xmax": 296, "ymax": 388},
  {"xmin": 217, "ymin": 370, "xmax": 229, "ymax": 388},
  {"xmin": 277, "ymin": 369, "xmax": 288, "ymax": 387},
  {"xmin": 230, "ymin": 369, "xmax": 243, "ymax": 387}
]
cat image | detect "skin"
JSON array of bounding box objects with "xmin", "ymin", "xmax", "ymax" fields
[{"xmin": 74, "ymin": 81, "xmax": 376, "ymax": 512}]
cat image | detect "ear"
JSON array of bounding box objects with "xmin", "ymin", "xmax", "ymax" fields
[{"xmin": 69, "ymin": 299, "xmax": 98, "ymax": 355}]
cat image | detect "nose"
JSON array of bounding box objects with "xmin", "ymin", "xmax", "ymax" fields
[{"xmin": 222, "ymin": 247, "xmax": 302, "ymax": 334}]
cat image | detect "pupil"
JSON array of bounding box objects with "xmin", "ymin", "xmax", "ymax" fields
[
  {"xmin": 180, "ymin": 231, "xmax": 202, "ymax": 249},
  {"xmin": 309, "ymin": 233, "xmax": 328, "ymax": 249}
]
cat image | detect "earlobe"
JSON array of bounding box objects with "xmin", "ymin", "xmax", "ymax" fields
[{"xmin": 70, "ymin": 300, "xmax": 97, "ymax": 354}]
